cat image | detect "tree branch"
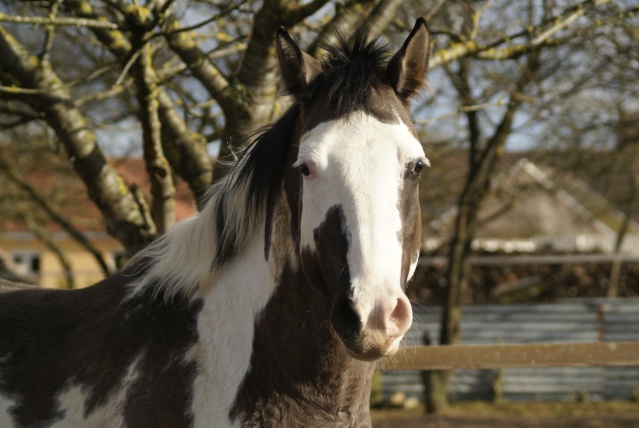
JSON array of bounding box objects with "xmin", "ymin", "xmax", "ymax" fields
[
  {"xmin": 416, "ymin": 100, "xmax": 505, "ymax": 125},
  {"xmin": 41, "ymin": 0, "xmax": 64, "ymax": 68},
  {"xmin": 430, "ymin": 0, "xmax": 610, "ymax": 68},
  {"xmin": 160, "ymin": 11, "xmax": 236, "ymax": 115},
  {"xmin": 232, "ymin": 0, "xmax": 289, "ymax": 140},
  {"xmin": 0, "ymin": 12, "xmax": 119, "ymax": 29},
  {"xmin": 156, "ymin": 90, "xmax": 213, "ymax": 209},
  {"xmin": 0, "ymin": 25, "xmax": 157, "ymax": 251},
  {"xmin": 362, "ymin": 0, "xmax": 408, "ymax": 40},
  {"xmin": 307, "ymin": 0, "xmax": 378, "ymax": 56},
  {"xmin": 133, "ymin": 40, "xmax": 176, "ymax": 234},
  {"xmin": 283, "ymin": 0, "xmax": 331, "ymax": 26},
  {"xmin": 66, "ymin": 0, "xmax": 214, "ymax": 207}
]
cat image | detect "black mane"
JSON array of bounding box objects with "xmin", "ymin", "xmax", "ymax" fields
[{"xmin": 214, "ymin": 105, "xmax": 300, "ymax": 265}]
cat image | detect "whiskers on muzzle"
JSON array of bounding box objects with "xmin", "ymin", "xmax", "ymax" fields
[{"xmin": 332, "ymin": 291, "xmax": 413, "ymax": 361}]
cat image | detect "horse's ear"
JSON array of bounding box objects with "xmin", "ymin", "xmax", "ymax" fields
[
  {"xmin": 386, "ymin": 17, "xmax": 430, "ymax": 100},
  {"xmin": 276, "ymin": 27, "xmax": 322, "ymax": 100}
]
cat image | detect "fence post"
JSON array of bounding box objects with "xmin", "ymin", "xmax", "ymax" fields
[{"xmin": 421, "ymin": 331, "xmax": 449, "ymax": 413}]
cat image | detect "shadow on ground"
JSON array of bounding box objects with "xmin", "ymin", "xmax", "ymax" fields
[{"xmin": 373, "ymin": 414, "xmax": 639, "ymax": 428}]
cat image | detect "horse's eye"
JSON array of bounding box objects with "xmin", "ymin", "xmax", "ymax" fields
[
  {"xmin": 299, "ymin": 163, "xmax": 311, "ymax": 177},
  {"xmin": 412, "ymin": 160, "xmax": 425, "ymax": 175}
]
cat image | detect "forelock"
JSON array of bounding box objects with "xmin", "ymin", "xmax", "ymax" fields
[{"xmin": 314, "ymin": 29, "xmax": 393, "ymax": 117}]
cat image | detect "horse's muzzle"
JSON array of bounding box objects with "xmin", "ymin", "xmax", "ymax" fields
[{"xmin": 332, "ymin": 292, "xmax": 412, "ymax": 361}]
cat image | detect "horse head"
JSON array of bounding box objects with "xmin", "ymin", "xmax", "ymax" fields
[{"xmin": 276, "ymin": 19, "xmax": 430, "ymax": 361}]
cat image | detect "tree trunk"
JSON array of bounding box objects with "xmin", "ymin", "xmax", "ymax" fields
[
  {"xmin": 422, "ymin": 331, "xmax": 449, "ymax": 413},
  {"xmin": 608, "ymin": 142, "xmax": 639, "ymax": 297},
  {"xmin": 70, "ymin": 0, "xmax": 214, "ymax": 210},
  {"xmin": 423, "ymin": 371, "xmax": 450, "ymax": 413},
  {"xmin": 426, "ymin": 49, "xmax": 541, "ymax": 412}
]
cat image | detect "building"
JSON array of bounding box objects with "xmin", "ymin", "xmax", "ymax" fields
[
  {"xmin": 0, "ymin": 158, "xmax": 197, "ymax": 288},
  {"xmin": 425, "ymin": 158, "xmax": 639, "ymax": 254}
]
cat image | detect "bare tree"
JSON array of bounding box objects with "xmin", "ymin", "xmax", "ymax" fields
[
  {"xmin": 413, "ymin": 0, "xmax": 639, "ymax": 412},
  {"xmin": 530, "ymin": 4, "xmax": 639, "ymax": 299},
  {"xmin": 0, "ymin": 0, "xmax": 418, "ymax": 251}
]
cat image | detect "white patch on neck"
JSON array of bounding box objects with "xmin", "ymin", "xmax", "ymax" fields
[
  {"xmin": 187, "ymin": 227, "xmax": 278, "ymax": 427},
  {"xmin": 0, "ymin": 355, "xmax": 15, "ymax": 427},
  {"xmin": 0, "ymin": 392, "xmax": 16, "ymax": 428}
]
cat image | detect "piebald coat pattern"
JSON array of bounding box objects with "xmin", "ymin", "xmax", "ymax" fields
[{"xmin": 0, "ymin": 18, "xmax": 431, "ymax": 427}]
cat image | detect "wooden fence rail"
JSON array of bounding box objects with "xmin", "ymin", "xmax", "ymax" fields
[
  {"xmin": 418, "ymin": 253, "xmax": 639, "ymax": 266},
  {"xmin": 381, "ymin": 342, "xmax": 639, "ymax": 371}
]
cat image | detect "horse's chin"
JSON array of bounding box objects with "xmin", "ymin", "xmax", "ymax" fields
[{"xmin": 342, "ymin": 335, "xmax": 403, "ymax": 362}]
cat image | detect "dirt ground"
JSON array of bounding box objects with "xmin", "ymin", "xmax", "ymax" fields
[
  {"xmin": 373, "ymin": 413, "xmax": 639, "ymax": 428},
  {"xmin": 371, "ymin": 402, "xmax": 639, "ymax": 428}
]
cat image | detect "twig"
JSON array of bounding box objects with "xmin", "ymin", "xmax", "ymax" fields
[
  {"xmin": 0, "ymin": 85, "xmax": 49, "ymax": 95},
  {"xmin": 416, "ymin": 101, "xmax": 505, "ymax": 125},
  {"xmin": 41, "ymin": 0, "xmax": 64, "ymax": 67},
  {"xmin": 0, "ymin": 13, "xmax": 119, "ymax": 30},
  {"xmin": 114, "ymin": 49, "xmax": 141, "ymax": 86},
  {"xmin": 425, "ymin": 0, "xmax": 447, "ymax": 21}
]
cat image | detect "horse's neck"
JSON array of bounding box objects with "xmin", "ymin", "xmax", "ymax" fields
[
  {"xmin": 192, "ymin": 199, "xmax": 374, "ymax": 425},
  {"xmin": 224, "ymin": 200, "xmax": 374, "ymax": 425},
  {"xmin": 228, "ymin": 261, "xmax": 375, "ymax": 426}
]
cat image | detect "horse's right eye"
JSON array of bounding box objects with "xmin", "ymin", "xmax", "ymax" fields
[
  {"xmin": 293, "ymin": 158, "xmax": 316, "ymax": 178},
  {"xmin": 299, "ymin": 163, "xmax": 311, "ymax": 176}
]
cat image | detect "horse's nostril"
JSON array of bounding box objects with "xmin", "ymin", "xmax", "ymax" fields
[
  {"xmin": 388, "ymin": 296, "xmax": 412, "ymax": 336},
  {"xmin": 332, "ymin": 298, "xmax": 362, "ymax": 339}
]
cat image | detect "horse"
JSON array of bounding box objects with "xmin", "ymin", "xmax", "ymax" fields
[{"xmin": 0, "ymin": 18, "xmax": 430, "ymax": 427}]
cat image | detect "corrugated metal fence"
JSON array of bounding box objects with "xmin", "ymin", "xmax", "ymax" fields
[{"xmin": 382, "ymin": 298, "xmax": 639, "ymax": 401}]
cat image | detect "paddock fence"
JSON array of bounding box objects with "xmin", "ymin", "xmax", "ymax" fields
[{"xmin": 380, "ymin": 298, "xmax": 639, "ymax": 402}]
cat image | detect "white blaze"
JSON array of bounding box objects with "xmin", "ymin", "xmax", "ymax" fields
[{"xmin": 298, "ymin": 112, "xmax": 425, "ymax": 315}]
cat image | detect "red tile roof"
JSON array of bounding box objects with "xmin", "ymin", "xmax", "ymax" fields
[{"xmin": 0, "ymin": 157, "xmax": 198, "ymax": 235}]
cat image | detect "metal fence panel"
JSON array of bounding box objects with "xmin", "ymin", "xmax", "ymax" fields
[{"xmin": 382, "ymin": 298, "xmax": 639, "ymax": 402}]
